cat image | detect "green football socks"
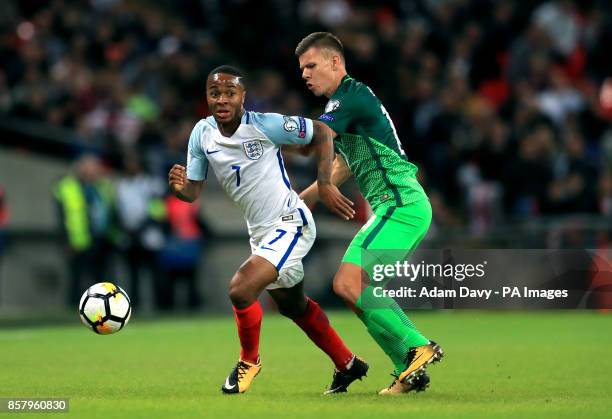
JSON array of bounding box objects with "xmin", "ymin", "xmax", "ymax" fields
[{"xmin": 356, "ymin": 285, "xmax": 429, "ymax": 375}]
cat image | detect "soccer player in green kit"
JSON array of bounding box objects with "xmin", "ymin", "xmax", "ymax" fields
[{"xmin": 295, "ymin": 32, "xmax": 444, "ymax": 394}]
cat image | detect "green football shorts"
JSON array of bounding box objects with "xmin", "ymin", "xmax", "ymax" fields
[{"xmin": 342, "ymin": 198, "xmax": 432, "ymax": 280}]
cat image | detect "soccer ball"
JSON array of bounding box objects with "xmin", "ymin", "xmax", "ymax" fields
[{"xmin": 79, "ymin": 282, "xmax": 132, "ymax": 335}]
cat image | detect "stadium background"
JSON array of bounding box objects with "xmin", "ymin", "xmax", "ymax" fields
[
  {"xmin": 1, "ymin": 0, "xmax": 610, "ymax": 313},
  {"xmin": 0, "ymin": 1, "xmax": 611, "ymax": 418}
]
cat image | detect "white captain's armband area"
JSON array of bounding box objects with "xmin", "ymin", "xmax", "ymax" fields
[{"xmin": 251, "ymin": 112, "xmax": 313, "ymax": 145}]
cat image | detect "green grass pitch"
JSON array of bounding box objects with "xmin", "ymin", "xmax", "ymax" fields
[{"xmin": 1, "ymin": 311, "xmax": 611, "ymax": 418}]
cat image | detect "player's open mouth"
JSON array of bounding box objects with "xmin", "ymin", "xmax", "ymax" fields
[
  {"xmin": 216, "ymin": 110, "xmax": 231, "ymax": 118},
  {"xmin": 306, "ymin": 83, "xmax": 313, "ymax": 90}
]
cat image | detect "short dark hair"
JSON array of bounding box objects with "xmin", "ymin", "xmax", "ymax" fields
[
  {"xmin": 208, "ymin": 65, "xmax": 245, "ymax": 78},
  {"xmin": 295, "ymin": 32, "xmax": 344, "ymax": 58}
]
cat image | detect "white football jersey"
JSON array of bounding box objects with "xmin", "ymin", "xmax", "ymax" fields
[{"xmin": 186, "ymin": 111, "xmax": 314, "ymax": 234}]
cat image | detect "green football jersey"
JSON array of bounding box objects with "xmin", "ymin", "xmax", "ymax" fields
[{"xmin": 319, "ymin": 75, "xmax": 427, "ymax": 210}]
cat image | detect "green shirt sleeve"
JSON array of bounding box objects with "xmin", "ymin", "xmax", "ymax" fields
[
  {"xmin": 319, "ymin": 95, "xmax": 359, "ymax": 134},
  {"xmin": 319, "ymin": 85, "xmax": 378, "ymax": 135}
]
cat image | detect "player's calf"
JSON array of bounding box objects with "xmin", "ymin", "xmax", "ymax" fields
[
  {"xmin": 332, "ymin": 266, "xmax": 365, "ymax": 310},
  {"xmin": 275, "ymin": 298, "xmax": 308, "ymax": 319}
]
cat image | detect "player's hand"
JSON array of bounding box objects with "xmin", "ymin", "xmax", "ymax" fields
[
  {"xmin": 168, "ymin": 164, "xmax": 187, "ymax": 193},
  {"xmin": 318, "ymin": 183, "xmax": 355, "ymax": 220}
]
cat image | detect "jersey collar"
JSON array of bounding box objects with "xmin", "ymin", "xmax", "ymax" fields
[
  {"xmin": 241, "ymin": 111, "xmax": 250, "ymax": 125},
  {"xmin": 213, "ymin": 111, "xmax": 250, "ymax": 144},
  {"xmin": 330, "ymin": 75, "xmax": 352, "ymax": 97}
]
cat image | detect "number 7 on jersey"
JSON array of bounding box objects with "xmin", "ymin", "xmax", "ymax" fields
[{"xmin": 231, "ymin": 165, "xmax": 241, "ymax": 187}]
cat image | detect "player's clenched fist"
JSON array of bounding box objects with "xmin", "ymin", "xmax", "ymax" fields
[{"xmin": 168, "ymin": 164, "xmax": 187, "ymax": 193}]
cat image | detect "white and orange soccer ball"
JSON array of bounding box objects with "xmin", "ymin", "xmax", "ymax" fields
[{"xmin": 79, "ymin": 282, "xmax": 132, "ymax": 335}]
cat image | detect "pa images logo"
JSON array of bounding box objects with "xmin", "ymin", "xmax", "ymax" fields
[{"xmin": 242, "ymin": 140, "xmax": 264, "ymax": 160}]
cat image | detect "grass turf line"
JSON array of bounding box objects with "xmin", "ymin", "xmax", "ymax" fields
[{"xmin": 1, "ymin": 311, "xmax": 611, "ymax": 419}]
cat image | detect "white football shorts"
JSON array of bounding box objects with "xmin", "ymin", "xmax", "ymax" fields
[{"xmin": 250, "ymin": 205, "xmax": 316, "ymax": 290}]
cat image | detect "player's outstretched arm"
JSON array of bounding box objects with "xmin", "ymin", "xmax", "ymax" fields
[
  {"xmin": 309, "ymin": 122, "xmax": 355, "ymax": 220},
  {"xmin": 331, "ymin": 153, "xmax": 353, "ymax": 185},
  {"xmin": 168, "ymin": 164, "xmax": 203, "ymax": 203}
]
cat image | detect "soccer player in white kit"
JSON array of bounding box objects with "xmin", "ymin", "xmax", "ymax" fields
[{"xmin": 168, "ymin": 66, "xmax": 368, "ymax": 395}]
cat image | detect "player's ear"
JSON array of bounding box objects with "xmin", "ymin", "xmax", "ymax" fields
[{"xmin": 332, "ymin": 55, "xmax": 340, "ymax": 70}]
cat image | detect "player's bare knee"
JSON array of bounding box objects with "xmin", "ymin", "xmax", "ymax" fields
[
  {"xmin": 228, "ymin": 274, "xmax": 254, "ymax": 308},
  {"xmin": 229, "ymin": 286, "xmax": 253, "ymax": 308},
  {"xmin": 332, "ymin": 274, "xmax": 352, "ymax": 301}
]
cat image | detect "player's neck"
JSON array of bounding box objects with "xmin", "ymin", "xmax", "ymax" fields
[
  {"xmin": 325, "ymin": 70, "xmax": 348, "ymax": 98},
  {"xmin": 218, "ymin": 110, "xmax": 244, "ymax": 137}
]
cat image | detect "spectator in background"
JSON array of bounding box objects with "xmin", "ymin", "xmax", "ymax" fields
[
  {"xmin": 599, "ymin": 171, "xmax": 612, "ymax": 216},
  {"xmin": 3, "ymin": 0, "xmax": 612, "ymax": 235},
  {"xmin": 53, "ymin": 154, "xmax": 117, "ymax": 305},
  {"xmin": 503, "ymin": 123, "xmax": 555, "ymax": 215},
  {"xmin": 159, "ymin": 193, "xmax": 207, "ymax": 310},
  {"xmin": 532, "ymin": 0, "xmax": 580, "ymax": 58},
  {"xmin": 548, "ymin": 128, "xmax": 599, "ymax": 213},
  {"xmin": 116, "ymin": 152, "xmax": 166, "ymax": 309}
]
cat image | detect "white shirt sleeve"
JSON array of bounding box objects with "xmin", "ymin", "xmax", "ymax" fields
[
  {"xmin": 251, "ymin": 112, "xmax": 313, "ymax": 145},
  {"xmin": 186, "ymin": 121, "xmax": 209, "ymax": 181}
]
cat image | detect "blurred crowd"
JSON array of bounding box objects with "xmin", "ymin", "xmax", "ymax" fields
[
  {"xmin": 1, "ymin": 0, "xmax": 611, "ymax": 234},
  {"xmin": 53, "ymin": 154, "xmax": 207, "ymax": 309}
]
